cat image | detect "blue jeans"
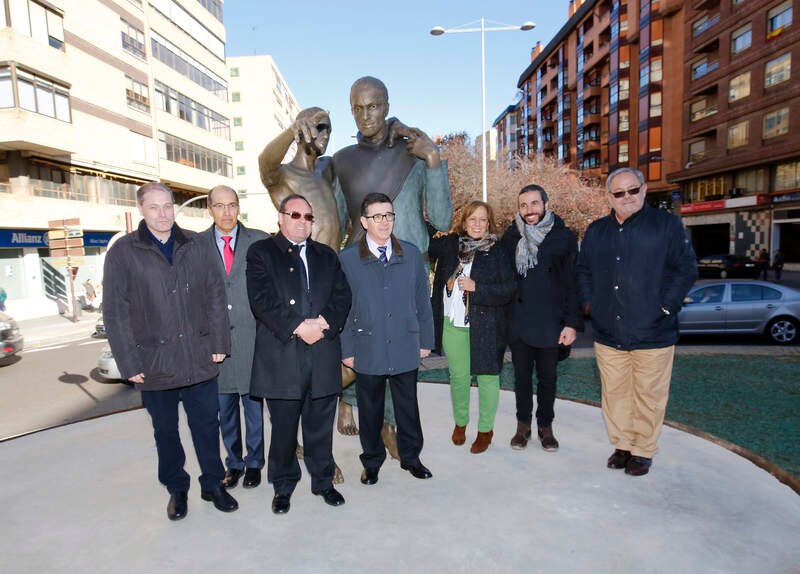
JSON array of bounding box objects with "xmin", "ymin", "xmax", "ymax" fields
[{"xmin": 218, "ymin": 393, "xmax": 265, "ymax": 471}]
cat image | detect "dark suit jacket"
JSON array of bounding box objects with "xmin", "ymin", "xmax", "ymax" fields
[
  {"xmin": 201, "ymin": 223, "xmax": 269, "ymax": 394},
  {"xmin": 247, "ymin": 232, "xmax": 351, "ymax": 400}
]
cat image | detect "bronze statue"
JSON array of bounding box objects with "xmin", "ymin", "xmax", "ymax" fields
[{"xmin": 259, "ymin": 107, "xmax": 341, "ymax": 249}]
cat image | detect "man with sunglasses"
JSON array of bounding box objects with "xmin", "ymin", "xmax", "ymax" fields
[
  {"xmin": 339, "ymin": 193, "xmax": 435, "ymax": 485},
  {"xmin": 246, "ymin": 194, "xmax": 352, "ymax": 514},
  {"xmin": 202, "ymin": 186, "xmax": 269, "ymax": 491},
  {"xmin": 576, "ymin": 168, "xmax": 697, "ymax": 476}
]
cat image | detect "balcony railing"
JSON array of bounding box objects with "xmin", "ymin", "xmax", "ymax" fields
[
  {"xmin": 689, "ymin": 150, "xmax": 708, "ymax": 162},
  {"xmin": 692, "ymin": 14, "xmax": 720, "ymax": 37},
  {"xmin": 690, "ymin": 105, "xmax": 718, "ymax": 121},
  {"xmin": 692, "ymin": 60, "xmax": 719, "ymax": 80}
]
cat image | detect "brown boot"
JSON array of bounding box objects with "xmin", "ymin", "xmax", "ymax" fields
[
  {"xmin": 538, "ymin": 426, "xmax": 559, "ymax": 452},
  {"xmin": 451, "ymin": 424, "xmax": 467, "ymax": 445},
  {"xmin": 510, "ymin": 422, "xmax": 532, "ymax": 450},
  {"xmin": 470, "ymin": 430, "xmax": 494, "ymax": 454}
]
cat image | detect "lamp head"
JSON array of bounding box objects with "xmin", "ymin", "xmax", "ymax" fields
[
  {"xmin": 520, "ymin": 21, "xmax": 536, "ymax": 31},
  {"xmin": 430, "ymin": 26, "xmax": 445, "ymax": 36}
]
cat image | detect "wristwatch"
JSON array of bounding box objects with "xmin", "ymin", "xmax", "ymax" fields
[{"xmin": 661, "ymin": 306, "xmax": 671, "ymax": 316}]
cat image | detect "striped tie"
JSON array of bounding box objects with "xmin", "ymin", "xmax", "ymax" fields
[{"xmin": 378, "ymin": 245, "xmax": 388, "ymax": 267}]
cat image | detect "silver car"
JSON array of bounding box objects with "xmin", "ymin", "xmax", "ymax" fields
[{"xmin": 679, "ymin": 280, "xmax": 800, "ymax": 344}]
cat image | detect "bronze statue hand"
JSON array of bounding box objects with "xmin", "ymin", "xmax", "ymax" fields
[
  {"xmin": 386, "ymin": 117, "xmax": 411, "ymax": 148},
  {"xmin": 405, "ymin": 127, "xmax": 441, "ymax": 168},
  {"xmin": 292, "ymin": 109, "xmax": 329, "ymax": 146}
]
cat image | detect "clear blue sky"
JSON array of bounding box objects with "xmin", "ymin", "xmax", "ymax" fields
[{"xmin": 223, "ymin": 0, "xmax": 571, "ymax": 152}]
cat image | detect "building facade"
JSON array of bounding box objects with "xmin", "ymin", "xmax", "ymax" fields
[
  {"xmin": 667, "ymin": 0, "xmax": 799, "ymax": 265},
  {"xmin": 227, "ymin": 55, "xmax": 300, "ymax": 234},
  {"xmin": 0, "ymin": 0, "xmax": 234, "ymax": 317}
]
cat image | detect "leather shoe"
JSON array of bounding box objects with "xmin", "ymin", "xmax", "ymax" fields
[
  {"xmin": 451, "ymin": 424, "xmax": 466, "ymax": 446},
  {"xmin": 360, "ymin": 467, "xmax": 379, "ymax": 485},
  {"xmin": 625, "ymin": 455, "xmax": 652, "ymax": 476},
  {"xmin": 242, "ymin": 468, "xmax": 261, "ymax": 489},
  {"xmin": 607, "ymin": 449, "xmax": 632, "ymax": 469},
  {"xmin": 510, "ymin": 422, "xmax": 532, "ymax": 450},
  {"xmin": 538, "ymin": 426, "xmax": 559, "ymax": 452},
  {"xmin": 222, "ymin": 468, "xmax": 243, "ymax": 489},
  {"xmin": 313, "ymin": 487, "xmax": 345, "ymax": 507},
  {"xmin": 400, "ymin": 461, "xmax": 433, "ymax": 479},
  {"xmin": 470, "ymin": 430, "xmax": 493, "ymax": 454},
  {"xmin": 271, "ymin": 493, "xmax": 291, "ymax": 514},
  {"xmin": 201, "ymin": 488, "xmax": 239, "ymax": 513},
  {"xmin": 167, "ymin": 491, "xmax": 187, "ymax": 521}
]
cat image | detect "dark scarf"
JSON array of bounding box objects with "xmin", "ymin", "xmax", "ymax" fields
[{"xmin": 514, "ymin": 210, "xmax": 554, "ymax": 276}]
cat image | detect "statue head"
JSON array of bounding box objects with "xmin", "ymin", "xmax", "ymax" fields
[
  {"xmin": 296, "ymin": 107, "xmax": 331, "ymax": 157},
  {"xmin": 350, "ymin": 76, "xmax": 389, "ymax": 143}
]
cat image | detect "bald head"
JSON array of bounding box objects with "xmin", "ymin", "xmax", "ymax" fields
[
  {"xmin": 350, "ymin": 76, "xmax": 388, "ymax": 103},
  {"xmin": 350, "ymin": 77, "xmax": 390, "ymax": 143},
  {"xmin": 207, "ymin": 185, "xmax": 237, "ymax": 205},
  {"xmin": 207, "ymin": 185, "xmax": 240, "ymax": 234}
]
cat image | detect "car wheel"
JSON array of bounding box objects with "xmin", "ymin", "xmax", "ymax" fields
[
  {"xmin": 720, "ymin": 270, "xmax": 728, "ymax": 279},
  {"xmin": 766, "ymin": 317, "xmax": 799, "ymax": 345}
]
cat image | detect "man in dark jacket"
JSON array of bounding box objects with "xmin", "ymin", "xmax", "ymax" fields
[
  {"xmin": 247, "ymin": 194, "xmax": 351, "ymax": 514},
  {"xmin": 576, "ymin": 168, "xmax": 697, "ymax": 476},
  {"xmin": 500, "ymin": 184, "xmax": 582, "ymax": 452},
  {"xmin": 103, "ymin": 182, "xmax": 237, "ymax": 521},
  {"xmin": 202, "ymin": 186, "xmax": 269, "ymax": 490},
  {"xmin": 340, "ymin": 193, "xmax": 435, "ymax": 485}
]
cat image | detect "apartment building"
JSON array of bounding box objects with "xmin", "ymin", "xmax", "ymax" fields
[
  {"xmin": 0, "ymin": 0, "xmax": 234, "ymax": 317},
  {"xmin": 493, "ymin": 102, "xmax": 521, "ymax": 167},
  {"xmin": 515, "ymin": 0, "xmax": 687, "ymax": 210},
  {"xmin": 228, "ymin": 55, "xmax": 300, "ymax": 234},
  {"xmin": 667, "ymin": 0, "xmax": 799, "ymax": 263}
]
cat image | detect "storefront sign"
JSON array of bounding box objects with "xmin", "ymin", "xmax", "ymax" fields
[
  {"xmin": 0, "ymin": 229, "xmax": 117, "ymax": 248},
  {"xmin": 773, "ymin": 191, "xmax": 800, "ymax": 204},
  {"xmin": 680, "ymin": 199, "xmax": 726, "ymax": 214}
]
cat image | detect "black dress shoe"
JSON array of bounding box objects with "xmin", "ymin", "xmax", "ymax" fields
[
  {"xmin": 222, "ymin": 468, "xmax": 243, "ymax": 489},
  {"xmin": 167, "ymin": 491, "xmax": 188, "ymax": 521},
  {"xmin": 625, "ymin": 455, "xmax": 652, "ymax": 476},
  {"xmin": 201, "ymin": 488, "xmax": 239, "ymax": 512},
  {"xmin": 400, "ymin": 461, "xmax": 433, "ymax": 479},
  {"xmin": 271, "ymin": 494, "xmax": 291, "ymax": 514},
  {"xmin": 313, "ymin": 487, "xmax": 345, "ymax": 507},
  {"xmin": 242, "ymin": 468, "xmax": 261, "ymax": 489},
  {"xmin": 607, "ymin": 449, "xmax": 632, "ymax": 469},
  {"xmin": 360, "ymin": 467, "xmax": 379, "ymax": 485}
]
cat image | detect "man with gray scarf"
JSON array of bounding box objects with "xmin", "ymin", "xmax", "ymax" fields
[{"xmin": 499, "ymin": 184, "xmax": 583, "ymax": 451}]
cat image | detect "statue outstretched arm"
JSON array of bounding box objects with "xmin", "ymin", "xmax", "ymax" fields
[{"xmin": 258, "ymin": 127, "xmax": 294, "ymax": 190}]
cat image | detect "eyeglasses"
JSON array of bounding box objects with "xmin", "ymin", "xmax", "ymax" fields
[
  {"xmin": 609, "ymin": 186, "xmax": 642, "ymax": 199},
  {"xmin": 281, "ymin": 211, "xmax": 315, "ymax": 222},
  {"xmin": 364, "ymin": 212, "xmax": 396, "ymax": 223},
  {"xmin": 211, "ymin": 203, "xmax": 239, "ymax": 211}
]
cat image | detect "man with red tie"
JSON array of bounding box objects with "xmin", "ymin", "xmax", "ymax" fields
[{"xmin": 203, "ymin": 186, "xmax": 269, "ymax": 490}]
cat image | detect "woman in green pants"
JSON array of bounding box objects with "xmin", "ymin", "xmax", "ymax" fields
[{"xmin": 428, "ymin": 201, "xmax": 515, "ymax": 453}]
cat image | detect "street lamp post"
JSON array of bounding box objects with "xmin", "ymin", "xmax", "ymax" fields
[{"xmin": 431, "ymin": 18, "xmax": 535, "ymax": 202}]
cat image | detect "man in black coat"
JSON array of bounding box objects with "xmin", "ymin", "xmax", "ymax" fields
[
  {"xmin": 499, "ymin": 184, "xmax": 583, "ymax": 452},
  {"xmin": 247, "ymin": 194, "xmax": 352, "ymax": 514},
  {"xmin": 104, "ymin": 182, "xmax": 237, "ymax": 521}
]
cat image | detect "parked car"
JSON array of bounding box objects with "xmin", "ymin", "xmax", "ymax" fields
[
  {"xmin": 679, "ymin": 280, "xmax": 800, "ymax": 344},
  {"xmin": 0, "ymin": 311, "xmax": 24, "ymax": 360},
  {"xmin": 696, "ymin": 254, "xmax": 759, "ymax": 279},
  {"xmin": 97, "ymin": 346, "xmax": 122, "ymax": 380}
]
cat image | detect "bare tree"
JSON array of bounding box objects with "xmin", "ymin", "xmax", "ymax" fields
[{"xmin": 438, "ymin": 134, "xmax": 608, "ymax": 238}]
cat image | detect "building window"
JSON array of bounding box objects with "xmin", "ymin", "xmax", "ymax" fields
[
  {"xmin": 196, "ymin": 0, "xmax": 223, "ymax": 22},
  {"xmin": 767, "ymin": 1, "xmax": 792, "ymax": 39},
  {"xmin": 650, "ymin": 92, "xmax": 663, "ymax": 118},
  {"xmin": 763, "ymin": 107, "xmax": 789, "ymax": 138},
  {"xmin": 149, "ymin": 0, "xmax": 225, "ymax": 60},
  {"xmin": 126, "ymin": 76, "xmax": 150, "ymax": 113},
  {"xmin": 651, "ymin": 57, "xmax": 663, "ymax": 83},
  {"xmin": 8, "ymin": 0, "xmax": 65, "ymax": 50},
  {"xmin": 692, "ymin": 14, "xmax": 720, "ymax": 37},
  {"xmin": 230, "ymin": 67, "xmax": 239, "ymax": 77},
  {"xmin": 727, "ymin": 120, "xmax": 748, "ymax": 148},
  {"xmin": 618, "ymin": 141, "xmax": 629, "ymax": 163},
  {"xmin": 9, "ymin": 67, "xmax": 71, "ymax": 121},
  {"xmin": 619, "ymin": 109, "xmax": 630, "ymax": 132},
  {"xmin": 234, "ymin": 141, "xmax": 244, "ymax": 151},
  {"xmin": 692, "ymin": 57, "xmax": 719, "ymax": 80},
  {"xmin": 734, "ymin": 167, "xmax": 765, "ymax": 193},
  {"xmin": 158, "ymin": 131, "xmax": 232, "ymax": 176},
  {"xmin": 731, "ymin": 24, "xmax": 752, "ymax": 54},
  {"xmin": 774, "ymin": 160, "xmax": 800, "ymax": 191},
  {"xmin": 0, "ymin": 68, "xmax": 13, "ymax": 108},
  {"xmin": 150, "ymin": 31, "xmax": 227, "ymax": 100},
  {"xmin": 639, "ymin": 64, "xmax": 650, "ymax": 88},
  {"xmin": 236, "ymin": 166, "xmax": 246, "ymax": 176},
  {"xmin": 691, "ymin": 98, "xmax": 718, "ymax": 121},
  {"xmin": 128, "ymin": 131, "xmax": 154, "ymax": 165},
  {"xmin": 729, "ymin": 71, "xmax": 751, "ymax": 102},
  {"xmin": 619, "ymin": 45, "xmax": 630, "ymax": 69},
  {"xmin": 619, "ymin": 78, "xmax": 629, "ymax": 100},
  {"xmin": 121, "ymin": 19, "xmax": 146, "ymax": 59},
  {"xmin": 765, "ymin": 53, "xmax": 791, "ymax": 88},
  {"xmin": 231, "ymin": 92, "xmax": 241, "ymax": 102},
  {"xmin": 154, "ymin": 81, "xmax": 230, "ymax": 139},
  {"xmin": 689, "ymin": 140, "xmax": 706, "ymax": 162},
  {"xmin": 233, "ymin": 117, "xmax": 243, "ymax": 127}
]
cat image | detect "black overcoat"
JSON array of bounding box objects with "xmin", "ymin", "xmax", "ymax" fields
[
  {"xmin": 428, "ymin": 233, "xmax": 515, "ymax": 375},
  {"xmin": 247, "ymin": 233, "xmax": 351, "ymax": 400}
]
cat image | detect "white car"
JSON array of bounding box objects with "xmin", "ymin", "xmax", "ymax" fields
[{"xmin": 97, "ymin": 346, "xmax": 122, "ymax": 380}]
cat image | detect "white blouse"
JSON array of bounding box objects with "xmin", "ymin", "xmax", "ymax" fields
[{"xmin": 443, "ymin": 259, "xmax": 473, "ymax": 328}]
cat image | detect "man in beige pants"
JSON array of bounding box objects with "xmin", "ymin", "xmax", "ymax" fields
[{"xmin": 576, "ymin": 168, "xmax": 697, "ymax": 476}]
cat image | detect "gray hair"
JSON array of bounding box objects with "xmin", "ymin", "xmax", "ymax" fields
[
  {"xmin": 137, "ymin": 182, "xmax": 173, "ymax": 205},
  {"xmin": 606, "ymin": 168, "xmax": 644, "ymax": 193},
  {"xmin": 207, "ymin": 185, "xmax": 237, "ymax": 205}
]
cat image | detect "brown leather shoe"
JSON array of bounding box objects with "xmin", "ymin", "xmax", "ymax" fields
[
  {"xmin": 537, "ymin": 426, "xmax": 559, "ymax": 452},
  {"xmin": 510, "ymin": 422, "xmax": 532, "ymax": 450},
  {"xmin": 607, "ymin": 449, "xmax": 632, "ymax": 469},
  {"xmin": 470, "ymin": 430, "xmax": 493, "ymax": 453},
  {"xmin": 625, "ymin": 455, "xmax": 652, "ymax": 476},
  {"xmin": 451, "ymin": 424, "xmax": 467, "ymax": 445}
]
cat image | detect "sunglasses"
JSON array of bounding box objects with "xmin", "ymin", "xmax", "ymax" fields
[
  {"xmin": 281, "ymin": 211, "xmax": 315, "ymax": 222},
  {"xmin": 610, "ymin": 186, "xmax": 642, "ymax": 199}
]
